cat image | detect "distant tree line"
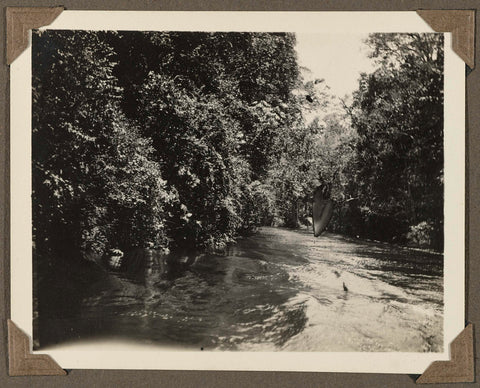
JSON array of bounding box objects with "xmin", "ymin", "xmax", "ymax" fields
[{"xmin": 32, "ymin": 30, "xmax": 444, "ymax": 266}]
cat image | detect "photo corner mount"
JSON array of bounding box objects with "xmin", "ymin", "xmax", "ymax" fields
[
  {"xmin": 6, "ymin": 6, "xmax": 64, "ymax": 65},
  {"xmin": 7, "ymin": 320, "xmax": 66, "ymax": 376},
  {"xmin": 417, "ymin": 324, "xmax": 474, "ymax": 384},
  {"xmin": 416, "ymin": 9, "xmax": 475, "ymax": 69}
]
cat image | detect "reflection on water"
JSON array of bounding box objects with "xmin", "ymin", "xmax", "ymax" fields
[{"xmin": 35, "ymin": 227, "xmax": 443, "ymax": 352}]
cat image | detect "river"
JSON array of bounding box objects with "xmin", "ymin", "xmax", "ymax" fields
[{"xmin": 35, "ymin": 227, "xmax": 443, "ymax": 352}]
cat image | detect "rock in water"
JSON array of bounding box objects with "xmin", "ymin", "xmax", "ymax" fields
[{"xmin": 105, "ymin": 248, "xmax": 124, "ymax": 270}]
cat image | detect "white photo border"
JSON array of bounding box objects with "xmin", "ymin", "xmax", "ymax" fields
[{"xmin": 10, "ymin": 11, "xmax": 465, "ymax": 373}]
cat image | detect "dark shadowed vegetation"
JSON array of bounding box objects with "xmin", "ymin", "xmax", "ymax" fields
[
  {"xmin": 32, "ymin": 30, "xmax": 444, "ymax": 270},
  {"xmin": 331, "ymin": 33, "xmax": 444, "ymax": 249}
]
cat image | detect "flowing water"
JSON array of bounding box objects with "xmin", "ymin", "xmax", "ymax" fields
[{"xmin": 36, "ymin": 227, "xmax": 443, "ymax": 352}]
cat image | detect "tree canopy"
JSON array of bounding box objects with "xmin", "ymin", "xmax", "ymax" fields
[
  {"xmin": 32, "ymin": 30, "xmax": 445, "ymax": 265},
  {"xmin": 333, "ymin": 33, "xmax": 444, "ymax": 249},
  {"xmin": 32, "ymin": 30, "xmax": 303, "ymax": 260}
]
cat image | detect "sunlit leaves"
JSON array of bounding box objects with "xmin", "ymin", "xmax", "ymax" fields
[
  {"xmin": 32, "ymin": 30, "xmax": 175, "ymax": 258},
  {"xmin": 33, "ymin": 30, "xmax": 305, "ymax": 255}
]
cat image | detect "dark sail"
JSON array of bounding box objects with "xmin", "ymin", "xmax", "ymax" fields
[{"xmin": 312, "ymin": 186, "xmax": 333, "ymax": 237}]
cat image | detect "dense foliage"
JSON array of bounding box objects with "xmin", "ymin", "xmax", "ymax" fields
[
  {"xmin": 32, "ymin": 30, "xmax": 300, "ymax": 260},
  {"xmin": 32, "ymin": 30, "xmax": 444, "ymax": 264},
  {"xmin": 333, "ymin": 33, "xmax": 444, "ymax": 249},
  {"xmin": 32, "ymin": 31, "xmax": 176, "ymax": 262}
]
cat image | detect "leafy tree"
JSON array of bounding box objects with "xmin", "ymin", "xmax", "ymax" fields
[
  {"xmin": 32, "ymin": 30, "xmax": 174, "ymax": 262},
  {"xmin": 120, "ymin": 32, "xmax": 300, "ymax": 248},
  {"xmin": 342, "ymin": 33, "xmax": 444, "ymax": 248}
]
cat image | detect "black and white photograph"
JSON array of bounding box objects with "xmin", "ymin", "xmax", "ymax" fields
[{"xmin": 9, "ymin": 11, "xmax": 466, "ymax": 373}]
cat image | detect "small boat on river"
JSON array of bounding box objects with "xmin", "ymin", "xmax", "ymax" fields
[{"xmin": 312, "ymin": 185, "xmax": 333, "ymax": 237}]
